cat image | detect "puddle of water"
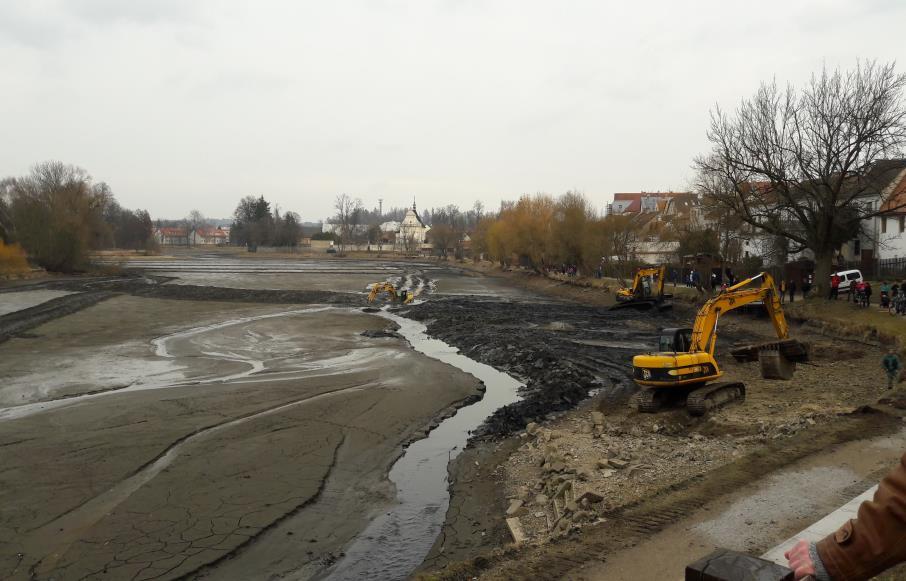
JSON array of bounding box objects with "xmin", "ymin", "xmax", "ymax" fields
[
  {"xmin": 0, "ymin": 307, "xmax": 335, "ymax": 421},
  {"xmin": 0, "ymin": 289, "xmax": 75, "ymax": 316},
  {"xmin": 321, "ymin": 311, "xmax": 524, "ymax": 581}
]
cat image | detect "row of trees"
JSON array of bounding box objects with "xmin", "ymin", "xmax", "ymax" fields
[
  {"xmin": 470, "ymin": 192, "xmax": 642, "ymax": 274},
  {"xmin": 0, "ymin": 162, "xmax": 154, "ymax": 272}
]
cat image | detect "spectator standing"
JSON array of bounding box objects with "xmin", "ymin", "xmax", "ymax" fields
[
  {"xmin": 830, "ymin": 273, "xmax": 840, "ymax": 300},
  {"xmin": 881, "ymin": 280, "xmax": 891, "ymax": 309},
  {"xmin": 788, "ymin": 280, "xmax": 797, "ymax": 303},
  {"xmin": 863, "ymin": 281, "xmax": 873, "ymax": 307},
  {"xmin": 780, "ymin": 279, "xmax": 787, "ymax": 304},
  {"xmin": 883, "ymin": 349, "xmax": 901, "ymax": 389}
]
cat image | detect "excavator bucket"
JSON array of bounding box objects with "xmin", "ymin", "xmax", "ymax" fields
[
  {"xmin": 731, "ymin": 339, "xmax": 808, "ymax": 381},
  {"xmin": 758, "ymin": 348, "xmax": 796, "ymax": 380}
]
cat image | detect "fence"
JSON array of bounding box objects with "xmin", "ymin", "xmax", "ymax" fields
[{"xmin": 879, "ymin": 257, "xmax": 906, "ymax": 280}]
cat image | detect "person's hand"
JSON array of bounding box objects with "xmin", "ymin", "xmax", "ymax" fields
[{"xmin": 785, "ymin": 539, "xmax": 816, "ymax": 580}]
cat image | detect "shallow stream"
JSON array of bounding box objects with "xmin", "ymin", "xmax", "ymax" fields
[{"xmin": 321, "ymin": 310, "xmax": 524, "ymax": 580}]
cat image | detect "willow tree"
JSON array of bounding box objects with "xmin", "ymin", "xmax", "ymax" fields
[{"xmin": 695, "ymin": 62, "xmax": 906, "ymax": 290}]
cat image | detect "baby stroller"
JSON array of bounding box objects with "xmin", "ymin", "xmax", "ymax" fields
[
  {"xmin": 853, "ymin": 284, "xmax": 866, "ymax": 307},
  {"xmin": 896, "ymin": 293, "xmax": 906, "ymax": 315}
]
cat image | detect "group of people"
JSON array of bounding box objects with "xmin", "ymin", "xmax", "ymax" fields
[
  {"xmin": 829, "ymin": 274, "xmax": 906, "ymax": 314},
  {"xmin": 778, "ymin": 276, "xmax": 814, "ymax": 304}
]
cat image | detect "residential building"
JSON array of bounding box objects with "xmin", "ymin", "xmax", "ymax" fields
[
  {"xmin": 155, "ymin": 227, "xmax": 188, "ymax": 246},
  {"xmin": 190, "ymin": 227, "xmax": 230, "ymax": 246},
  {"xmin": 606, "ymin": 191, "xmax": 688, "ymax": 216}
]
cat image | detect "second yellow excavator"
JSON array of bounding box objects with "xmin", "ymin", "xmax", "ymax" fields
[
  {"xmin": 367, "ymin": 282, "xmax": 414, "ymax": 304},
  {"xmin": 631, "ymin": 272, "xmax": 808, "ymax": 415},
  {"xmin": 612, "ymin": 264, "xmax": 673, "ymax": 310}
]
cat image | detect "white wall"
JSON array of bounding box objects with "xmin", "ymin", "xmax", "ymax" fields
[{"xmin": 876, "ymin": 215, "xmax": 906, "ymax": 259}]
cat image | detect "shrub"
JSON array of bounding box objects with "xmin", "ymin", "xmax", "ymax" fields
[{"xmin": 0, "ymin": 240, "xmax": 30, "ymax": 275}]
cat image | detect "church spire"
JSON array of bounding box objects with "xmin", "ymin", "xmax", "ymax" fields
[{"xmin": 412, "ymin": 197, "xmax": 416, "ymax": 212}]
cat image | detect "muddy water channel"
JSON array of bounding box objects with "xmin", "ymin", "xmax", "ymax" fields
[{"xmin": 322, "ymin": 311, "xmax": 524, "ymax": 580}]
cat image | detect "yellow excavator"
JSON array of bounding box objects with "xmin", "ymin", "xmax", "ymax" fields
[
  {"xmin": 612, "ymin": 264, "xmax": 673, "ymax": 310},
  {"xmin": 367, "ymin": 282, "xmax": 414, "ymax": 304},
  {"xmin": 632, "ymin": 272, "xmax": 808, "ymax": 415}
]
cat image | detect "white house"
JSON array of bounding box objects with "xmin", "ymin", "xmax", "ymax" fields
[
  {"xmin": 190, "ymin": 226, "xmax": 230, "ymax": 246},
  {"xmin": 834, "ymin": 160, "xmax": 906, "ymax": 263}
]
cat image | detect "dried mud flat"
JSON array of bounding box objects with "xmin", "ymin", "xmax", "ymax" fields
[{"xmin": 0, "ymin": 283, "xmax": 482, "ymax": 580}]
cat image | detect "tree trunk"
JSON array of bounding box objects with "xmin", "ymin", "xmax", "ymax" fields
[{"xmin": 813, "ymin": 249, "xmax": 835, "ymax": 299}]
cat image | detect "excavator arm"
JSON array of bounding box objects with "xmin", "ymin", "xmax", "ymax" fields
[
  {"xmin": 689, "ymin": 273, "xmax": 788, "ymax": 355},
  {"xmin": 621, "ymin": 265, "xmax": 665, "ymax": 296},
  {"xmin": 368, "ymin": 282, "xmax": 399, "ymax": 303}
]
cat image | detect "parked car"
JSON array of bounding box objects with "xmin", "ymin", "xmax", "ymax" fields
[
  {"xmin": 833, "ymin": 269, "xmax": 863, "ymax": 293},
  {"xmin": 326, "ymin": 246, "xmax": 337, "ymax": 254}
]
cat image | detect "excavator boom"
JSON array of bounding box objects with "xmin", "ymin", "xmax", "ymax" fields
[{"xmin": 689, "ymin": 273, "xmax": 788, "ymax": 355}]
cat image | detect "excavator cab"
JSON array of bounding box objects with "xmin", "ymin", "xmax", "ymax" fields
[
  {"xmin": 612, "ymin": 264, "xmax": 672, "ymax": 310},
  {"xmin": 658, "ymin": 328, "xmax": 693, "ymax": 353}
]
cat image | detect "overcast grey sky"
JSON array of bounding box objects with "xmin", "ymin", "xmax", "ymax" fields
[{"xmin": 2, "ymin": 1, "xmax": 904, "ymax": 222}]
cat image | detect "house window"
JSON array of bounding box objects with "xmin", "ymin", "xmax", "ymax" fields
[
  {"xmin": 882, "ymin": 217, "xmax": 887, "ymax": 234},
  {"xmin": 854, "ymin": 239, "xmax": 861, "ymax": 255}
]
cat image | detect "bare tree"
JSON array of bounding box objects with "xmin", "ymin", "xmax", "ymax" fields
[
  {"xmin": 185, "ymin": 209, "xmax": 207, "ymax": 246},
  {"xmin": 695, "ymin": 62, "xmax": 906, "ymax": 291},
  {"xmin": 333, "ymin": 193, "xmax": 363, "ymax": 255}
]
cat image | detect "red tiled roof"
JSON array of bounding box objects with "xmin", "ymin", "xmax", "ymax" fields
[
  {"xmin": 158, "ymin": 227, "xmax": 186, "ymax": 236},
  {"xmin": 880, "ymin": 168, "xmax": 906, "ymax": 214},
  {"xmin": 195, "ymin": 227, "xmax": 227, "ymax": 238}
]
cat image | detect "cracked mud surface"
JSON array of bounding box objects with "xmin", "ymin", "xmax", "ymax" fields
[{"xmin": 0, "ymin": 293, "xmax": 482, "ymax": 580}]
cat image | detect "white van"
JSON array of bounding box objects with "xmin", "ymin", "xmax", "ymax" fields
[{"xmin": 833, "ymin": 269, "xmax": 863, "ymax": 293}]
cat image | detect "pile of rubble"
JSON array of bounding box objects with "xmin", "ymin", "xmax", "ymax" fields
[{"xmin": 501, "ymin": 408, "xmax": 750, "ymax": 544}]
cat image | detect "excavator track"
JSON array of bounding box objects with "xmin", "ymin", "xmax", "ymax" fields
[
  {"xmin": 634, "ymin": 387, "xmax": 687, "ymax": 413},
  {"xmin": 686, "ymin": 382, "xmax": 746, "ymax": 416},
  {"xmin": 634, "ymin": 389, "xmax": 665, "ymax": 413}
]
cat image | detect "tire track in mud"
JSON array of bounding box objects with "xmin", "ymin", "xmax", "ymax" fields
[
  {"xmin": 401, "ymin": 296, "xmax": 675, "ymax": 438},
  {"xmin": 367, "ymin": 271, "xmax": 437, "ymax": 302}
]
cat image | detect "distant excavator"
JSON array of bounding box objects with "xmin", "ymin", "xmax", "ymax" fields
[
  {"xmin": 611, "ymin": 264, "xmax": 673, "ymax": 310},
  {"xmin": 367, "ymin": 282, "xmax": 414, "ymax": 304},
  {"xmin": 631, "ymin": 272, "xmax": 808, "ymax": 415}
]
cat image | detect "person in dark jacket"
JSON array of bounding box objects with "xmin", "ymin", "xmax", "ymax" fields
[
  {"xmin": 883, "ymin": 349, "xmax": 901, "ymax": 390},
  {"xmin": 786, "ymin": 449, "xmax": 906, "ymax": 580},
  {"xmin": 788, "ymin": 280, "xmax": 797, "ymax": 303}
]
